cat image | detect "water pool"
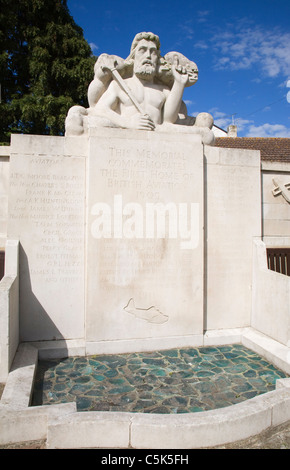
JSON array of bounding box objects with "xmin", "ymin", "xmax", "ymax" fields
[{"xmin": 31, "ymin": 344, "xmax": 288, "ymax": 413}]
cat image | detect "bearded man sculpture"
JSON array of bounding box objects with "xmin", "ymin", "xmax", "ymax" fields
[{"xmin": 65, "ymin": 32, "xmax": 215, "ymax": 145}]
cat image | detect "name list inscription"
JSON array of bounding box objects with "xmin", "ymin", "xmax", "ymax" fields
[{"xmin": 9, "ymin": 156, "xmax": 85, "ymax": 284}]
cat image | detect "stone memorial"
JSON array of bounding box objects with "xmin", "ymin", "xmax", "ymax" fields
[
  {"xmin": 79, "ymin": 32, "xmax": 210, "ymax": 352},
  {"xmin": 3, "ymin": 32, "xmax": 261, "ymax": 358},
  {"xmin": 2, "ymin": 31, "xmax": 290, "ymax": 450}
]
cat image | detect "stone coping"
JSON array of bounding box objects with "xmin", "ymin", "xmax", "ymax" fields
[{"xmin": 1, "ymin": 327, "xmax": 290, "ymax": 449}]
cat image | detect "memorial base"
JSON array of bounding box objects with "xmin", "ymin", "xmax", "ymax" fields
[{"xmin": 7, "ymin": 129, "xmax": 262, "ymax": 354}]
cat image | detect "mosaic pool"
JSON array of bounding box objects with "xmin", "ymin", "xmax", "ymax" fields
[{"xmin": 31, "ymin": 344, "xmax": 288, "ymax": 414}]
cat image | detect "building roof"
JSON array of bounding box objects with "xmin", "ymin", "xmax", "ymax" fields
[{"xmin": 215, "ymin": 137, "xmax": 290, "ymax": 162}]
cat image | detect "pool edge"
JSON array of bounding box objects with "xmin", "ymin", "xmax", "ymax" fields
[{"xmin": 1, "ymin": 327, "xmax": 290, "ymax": 449}]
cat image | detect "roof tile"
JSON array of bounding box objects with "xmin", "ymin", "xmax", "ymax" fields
[{"xmin": 215, "ymin": 138, "xmax": 290, "ymax": 162}]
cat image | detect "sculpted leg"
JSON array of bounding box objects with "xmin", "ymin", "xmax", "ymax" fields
[
  {"xmin": 157, "ymin": 111, "xmax": 215, "ymax": 146},
  {"xmin": 192, "ymin": 112, "xmax": 215, "ymax": 145},
  {"xmin": 65, "ymin": 106, "xmax": 88, "ymax": 136}
]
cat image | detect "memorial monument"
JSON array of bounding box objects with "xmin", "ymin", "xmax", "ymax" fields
[
  {"xmin": 2, "ymin": 31, "xmax": 290, "ymax": 450},
  {"xmin": 3, "ymin": 31, "xmax": 261, "ymax": 365},
  {"xmin": 81, "ymin": 32, "xmax": 209, "ymax": 352}
]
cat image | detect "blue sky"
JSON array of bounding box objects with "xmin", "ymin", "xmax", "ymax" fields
[{"xmin": 67, "ymin": 0, "xmax": 290, "ymax": 137}]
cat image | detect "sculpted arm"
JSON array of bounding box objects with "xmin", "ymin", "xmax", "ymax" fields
[
  {"xmin": 93, "ymin": 80, "xmax": 127, "ymax": 127},
  {"xmin": 162, "ymin": 82, "xmax": 184, "ymax": 124},
  {"xmin": 162, "ymin": 60, "xmax": 189, "ymax": 124},
  {"xmin": 88, "ymin": 54, "xmax": 126, "ymax": 108},
  {"xmin": 88, "ymin": 78, "xmax": 107, "ymax": 108}
]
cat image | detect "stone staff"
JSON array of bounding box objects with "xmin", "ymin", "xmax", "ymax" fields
[{"xmin": 101, "ymin": 61, "xmax": 146, "ymax": 115}]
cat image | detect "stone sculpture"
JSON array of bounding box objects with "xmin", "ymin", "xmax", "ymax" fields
[
  {"xmin": 65, "ymin": 32, "xmax": 215, "ymax": 145},
  {"xmin": 272, "ymin": 178, "xmax": 290, "ymax": 203}
]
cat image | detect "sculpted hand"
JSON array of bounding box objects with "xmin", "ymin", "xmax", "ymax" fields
[
  {"xmin": 172, "ymin": 56, "xmax": 189, "ymax": 87},
  {"xmin": 128, "ymin": 113, "xmax": 155, "ymax": 131},
  {"xmin": 96, "ymin": 54, "xmax": 125, "ymax": 79}
]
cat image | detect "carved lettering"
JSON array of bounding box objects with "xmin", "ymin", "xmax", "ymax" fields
[{"xmin": 9, "ymin": 156, "xmax": 85, "ymax": 284}]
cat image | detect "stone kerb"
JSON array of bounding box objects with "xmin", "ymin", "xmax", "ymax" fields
[
  {"xmin": 1, "ymin": 343, "xmax": 38, "ymax": 409},
  {"xmin": 0, "ymin": 240, "xmax": 19, "ymax": 382},
  {"xmin": 46, "ymin": 395, "xmax": 273, "ymax": 449},
  {"xmin": 1, "ymin": 328, "xmax": 290, "ymax": 448},
  {"xmin": 0, "ymin": 342, "xmax": 76, "ymax": 446}
]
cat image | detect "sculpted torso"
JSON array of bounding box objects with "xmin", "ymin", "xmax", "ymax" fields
[
  {"xmin": 113, "ymin": 77, "xmax": 169, "ymax": 123},
  {"xmin": 92, "ymin": 75, "xmax": 170, "ymax": 129},
  {"xmin": 91, "ymin": 38, "xmax": 177, "ymax": 131}
]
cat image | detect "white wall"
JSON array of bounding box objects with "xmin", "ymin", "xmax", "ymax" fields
[
  {"xmin": 0, "ymin": 147, "xmax": 10, "ymax": 249},
  {"xmin": 252, "ymin": 238, "xmax": 290, "ymax": 346},
  {"xmin": 204, "ymin": 145, "xmax": 262, "ymax": 330},
  {"xmin": 0, "ymin": 240, "xmax": 19, "ymax": 381}
]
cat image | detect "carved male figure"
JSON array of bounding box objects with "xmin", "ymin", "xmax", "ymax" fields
[
  {"xmin": 65, "ymin": 32, "xmax": 215, "ymax": 145},
  {"xmin": 92, "ymin": 32, "xmax": 190, "ymax": 131}
]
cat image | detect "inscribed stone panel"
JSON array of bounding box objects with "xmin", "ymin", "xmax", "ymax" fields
[
  {"xmin": 8, "ymin": 138, "xmax": 86, "ymax": 341},
  {"xmin": 86, "ymin": 129, "xmax": 204, "ymax": 348}
]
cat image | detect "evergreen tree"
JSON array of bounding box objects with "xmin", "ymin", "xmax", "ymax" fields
[{"xmin": 0, "ymin": 0, "xmax": 96, "ymax": 142}]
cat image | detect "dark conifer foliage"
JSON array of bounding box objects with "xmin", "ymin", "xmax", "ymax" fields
[{"xmin": 0, "ymin": 0, "xmax": 96, "ymax": 142}]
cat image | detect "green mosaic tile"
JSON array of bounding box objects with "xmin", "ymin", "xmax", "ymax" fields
[{"xmin": 31, "ymin": 344, "xmax": 288, "ymax": 414}]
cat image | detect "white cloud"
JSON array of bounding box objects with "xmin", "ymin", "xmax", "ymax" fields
[
  {"xmin": 251, "ymin": 78, "xmax": 262, "ymax": 84},
  {"xmin": 287, "ymin": 80, "xmax": 290, "ymax": 103},
  {"xmin": 214, "ymin": 117, "xmax": 230, "ymax": 129},
  {"xmin": 236, "ymin": 118, "xmax": 254, "ymax": 133},
  {"xmin": 197, "ymin": 10, "xmax": 210, "ymax": 23},
  {"xmin": 89, "ymin": 42, "xmax": 99, "ymax": 53},
  {"xmin": 208, "ymin": 108, "xmax": 230, "ymax": 129},
  {"xmin": 208, "ymin": 108, "xmax": 256, "ymax": 134},
  {"xmin": 194, "ymin": 40, "xmax": 209, "ymax": 50},
  {"xmin": 211, "ymin": 24, "xmax": 290, "ymax": 78},
  {"xmin": 180, "ymin": 24, "xmax": 194, "ymax": 40},
  {"xmin": 184, "ymin": 100, "xmax": 194, "ymax": 106},
  {"xmin": 211, "ymin": 109, "xmax": 290, "ymax": 137},
  {"xmin": 213, "ymin": 111, "xmax": 228, "ymax": 118},
  {"xmin": 246, "ymin": 123, "xmax": 290, "ymax": 137},
  {"xmin": 193, "ymin": 107, "xmax": 290, "ymax": 137}
]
